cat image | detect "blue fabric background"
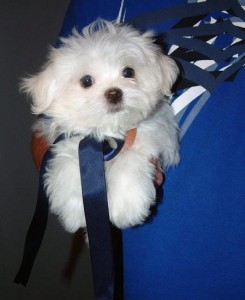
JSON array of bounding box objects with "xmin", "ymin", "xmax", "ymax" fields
[{"xmin": 58, "ymin": 1, "xmax": 245, "ymax": 299}]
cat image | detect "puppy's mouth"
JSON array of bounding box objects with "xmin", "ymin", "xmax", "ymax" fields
[{"xmin": 108, "ymin": 103, "xmax": 124, "ymax": 113}]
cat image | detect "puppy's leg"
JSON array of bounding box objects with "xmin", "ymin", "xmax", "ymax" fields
[
  {"xmin": 106, "ymin": 151, "xmax": 156, "ymax": 228},
  {"xmin": 45, "ymin": 154, "xmax": 86, "ymax": 233}
]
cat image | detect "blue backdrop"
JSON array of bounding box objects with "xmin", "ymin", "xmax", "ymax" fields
[{"xmin": 58, "ymin": 1, "xmax": 245, "ymax": 299}]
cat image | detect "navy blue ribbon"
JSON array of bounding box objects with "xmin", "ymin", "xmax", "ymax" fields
[
  {"xmin": 79, "ymin": 136, "xmax": 124, "ymax": 300},
  {"xmin": 14, "ymin": 134, "xmax": 65, "ymax": 286},
  {"xmin": 79, "ymin": 137, "xmax": 114, "ymax": 299},
  {"xmin": 14, "ymin": 134, "xmax": 124, "ymax": 300}
]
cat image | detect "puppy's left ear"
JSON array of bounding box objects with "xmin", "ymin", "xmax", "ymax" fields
[
  {"xmin": 141, "ymin": 31, "xmax": 179, "ymax": 97},
  {"xmin": 157, "ymin": 54, "xmax": 179, "ymax": 97}
]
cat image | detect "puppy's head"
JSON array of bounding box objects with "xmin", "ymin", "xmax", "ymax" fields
[{"xmin": 21, "ymin": 19, "xmax": 178, "ymax": 137}]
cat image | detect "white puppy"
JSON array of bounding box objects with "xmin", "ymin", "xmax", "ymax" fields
[{"xmin": 22, "ymin": 20, "xmax": 180, "ymax": 232}]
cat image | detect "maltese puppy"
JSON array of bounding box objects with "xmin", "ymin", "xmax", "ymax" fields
[{"xmin": 22, "ymin": 19, "xmax": 180, "ymax": 232}]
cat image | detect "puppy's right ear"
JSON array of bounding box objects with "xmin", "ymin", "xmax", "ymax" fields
[{"xmin": 20, "ymin": 64, "xmax": 56, "ymax": 114}]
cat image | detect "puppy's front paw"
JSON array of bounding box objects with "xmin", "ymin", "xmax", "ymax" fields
[{"xmin": 106, "ymin": 153, "xmax": 156, "ymax": 228}]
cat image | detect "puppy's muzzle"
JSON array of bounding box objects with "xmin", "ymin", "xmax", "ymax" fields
[{"xmin": 105, "ymin": 88, "xmax": 123, "ymax": 104}]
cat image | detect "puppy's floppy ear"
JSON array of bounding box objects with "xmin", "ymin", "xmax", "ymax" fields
[
  {"xmin": 20, "ymin": 63, "xmax": 56, "ymax": 114},
  {"xmin": 157, "ymin": 54, "xmax": 179, "ymax": 96},
  {"xmin": 140, "ymin": 31, "xmax": 179, "ymax": 96}
]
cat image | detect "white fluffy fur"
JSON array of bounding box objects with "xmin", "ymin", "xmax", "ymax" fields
[{"xmin": 22, "ymin": 20, "xmax": 180, "ymax": 232}]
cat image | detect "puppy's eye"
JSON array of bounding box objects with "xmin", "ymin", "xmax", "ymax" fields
[
  {"xmin": 122, "ymin": 67, "xmax": 135, "ymax": 79},
  {"xmin": 80, "ymin": 75, "xmax": 94, "ymax": 88}
]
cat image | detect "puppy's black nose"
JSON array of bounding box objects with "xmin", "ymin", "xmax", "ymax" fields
[{"xmin": 105, "ymin": 88, "xmax": 123, "ymax": 104}]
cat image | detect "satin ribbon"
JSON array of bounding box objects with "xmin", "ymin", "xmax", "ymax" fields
[
  {"xmin": 79, "ymin": 137, "xmax": 115, "ymax": 299},
  {"xmin": 14, "ymin": 134, "xmax": 124, "ymax": 300},
  {"xmin": 14, "ymin": 134, "xmax": 65, "ymax": 286}
]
